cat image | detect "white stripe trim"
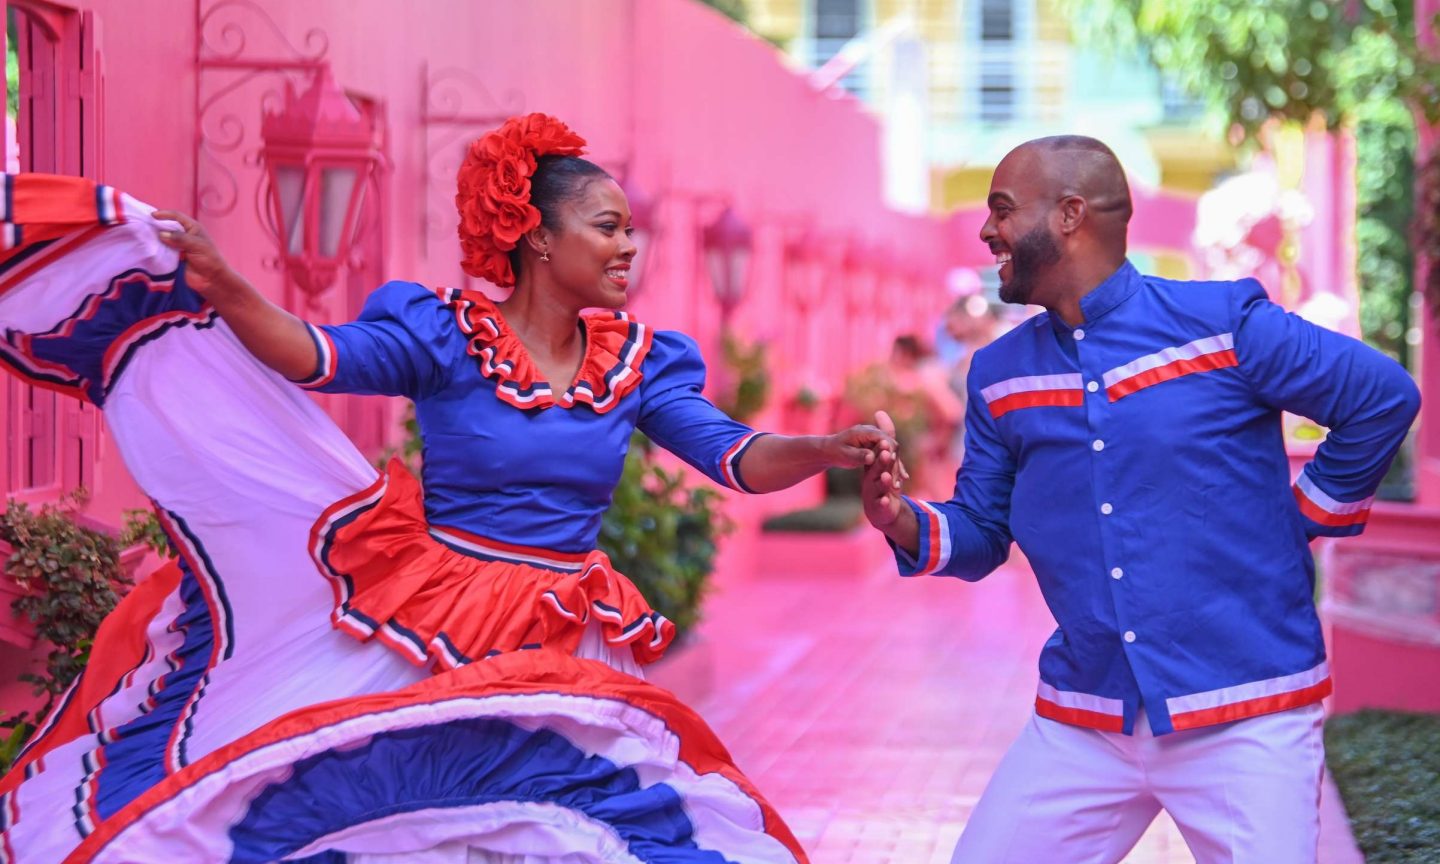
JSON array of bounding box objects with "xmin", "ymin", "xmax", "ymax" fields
[
  {"xmin": 1102, "ymin": 333, "xmax": 1233, "ymax": 389},
  {"xmin": 290, "ymin": 802, "xmax": 646, "ymax": 864},
  {"xmin": 1036, "ymin": 681, "xmax": 1125, "ymax": 716},
  {"xmin": 721, "ymin": 432, "xmax": 762, "ymax": 490},
  {"xmin": 427, "ymin": 527, "xmax": 586, "ymax": 572},
  {"xmin": 1166, "ymin": 660, "xmax": 1330, "ymax": 716},
  {"xmin": 914, "ymin": 500, "xmax": 952, "ymax": 574},
  {"xmin": 91, "ymin": 692, "xmax": 792, "ymax": 864},
  {"xmin": 1294, "ymin": 472, "xmax": 1374, "ymax": 515},
  {"xmin": 429, "ymin": 636, "xmax": 467, "ymax": 669},
  {"xmin": 980, "ymin": 373, "xmax": 1083, "ymax": 404},
  {"xmin": 380, "ymin": 622, "xmax": 428, "ymax": 665},
  {"xmin": 309, "ymin": 476, "xmax": 388, "ymax": 612},
  {"xmin": 98, "ymin": 186, "xmax": 118, "ymax": 224},
  {"xmin": 303, "ymin": 323, "xmax": 335, "ymax": 385}
]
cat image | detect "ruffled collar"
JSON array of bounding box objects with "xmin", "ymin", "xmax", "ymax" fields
[{"xmin": 439, "ymin": 288, "xmax": 653, "ymax": 413}]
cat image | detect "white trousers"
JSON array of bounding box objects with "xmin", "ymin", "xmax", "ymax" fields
[{"xmin": 952, "ymin": 703, "xmax": 1325, "ymax": 864}]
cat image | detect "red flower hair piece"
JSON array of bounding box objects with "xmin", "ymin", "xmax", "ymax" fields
[{"xmin": 456, "ymin": 113, "xmax": 587, "ymax": 287}]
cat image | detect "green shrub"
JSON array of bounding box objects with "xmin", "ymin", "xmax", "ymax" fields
[
  {"xmin": 599, "ymin": 434, "xmax": 730, "ymax": 638},
  {"xmin": 715, "ymin": 332, "xmax": 771, "ymax": 425},
  {"xmin": 1326, "ymin": 709, "xmax": 1440, "ymax": 862},
  {"xmin": 0, "ymin": 492, "xmax": 135, "ymax": 772}
]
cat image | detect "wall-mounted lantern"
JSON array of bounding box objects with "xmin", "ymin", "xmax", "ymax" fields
[
  {"xmin": 260, "ymin": 66, "xmax": 380, "ymax": 309},
  {"xmin": 704, "ymin": 204, "xmax": 753, "ymax": 321}
]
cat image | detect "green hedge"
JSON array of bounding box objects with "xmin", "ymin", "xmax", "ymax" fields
[{"xmin": 1326, "ymin": 710, "xmax": 1440, "ymax": 863}]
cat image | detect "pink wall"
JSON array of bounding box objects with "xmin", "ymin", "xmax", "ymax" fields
[{"xmin": 4, "ymin": 0, "xmax": 957, "ymax": 529}]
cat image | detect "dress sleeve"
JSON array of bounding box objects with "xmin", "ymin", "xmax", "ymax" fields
[
  {"xmin": 1232, "ymin": 279, "xmax": 1421, "ymax": 537},
  {"xmin": 292, "ymin": 281, "xmax": 464, "ymax": 399},
  {"xmin": 636, "ymin": 330, "xmax": 767, "ymax": 492}
]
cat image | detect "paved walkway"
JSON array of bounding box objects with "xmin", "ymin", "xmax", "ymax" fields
[{"xmin": 648, "ymin": 541, "xmax": 1365, "ymax": 864}]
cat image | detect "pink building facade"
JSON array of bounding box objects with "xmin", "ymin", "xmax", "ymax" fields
[{"xmin": 0, "ymin": 0, "xmax": 974, "ymax": 705}]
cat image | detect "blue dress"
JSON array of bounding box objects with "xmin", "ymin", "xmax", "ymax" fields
[{"xmin": 0, "ymin": 174, "xmax": 807, "ymax": 862}]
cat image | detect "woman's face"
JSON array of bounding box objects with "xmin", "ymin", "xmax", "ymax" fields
[{"xmin": 541, "ymin": 178, "xmax": 637, "ymax": 310}]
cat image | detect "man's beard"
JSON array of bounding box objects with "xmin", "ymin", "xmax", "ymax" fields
[{"xmin": 998, "ymin": 225, "xmax": 1062, "ymax": 306}]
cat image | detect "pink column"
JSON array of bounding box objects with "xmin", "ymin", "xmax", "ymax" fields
[{"xmin": 1418, "ymin": 0, "xmax": 1439, "ymax": 506}]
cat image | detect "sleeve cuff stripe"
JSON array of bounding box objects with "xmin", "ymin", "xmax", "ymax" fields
[
  {"xmin": 909, "ymin": 498, "xmax": 951, "ymax": 574},
  {"xmin": 295, "ymin": 324, "xmax": 338, "ymax": 389},
  {"xmin": 720, "ymin": 432, "xmax": 765, "ymax": 493},
  {"xmin": 1293, "ymin": 473, "xmax": 1373, "ymax": 527}
]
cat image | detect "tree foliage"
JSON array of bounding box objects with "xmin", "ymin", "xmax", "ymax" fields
[
  {"xmin": 1071, "ymin": 0, "xmax": 1439, "ymax": 139},
  {"xmin": 1072, "ymin": 0, "xmax": 1440, "ymax": 356}
]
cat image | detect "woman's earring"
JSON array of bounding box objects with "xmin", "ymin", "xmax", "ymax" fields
[{"xmin": 540, "ymin": 251, "xmax": 550, "ymax": 262}]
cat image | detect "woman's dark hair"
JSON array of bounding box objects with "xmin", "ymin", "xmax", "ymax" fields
[{"xmin": 508, "ymin": 156, "xmax": 612, "ymax": 279}]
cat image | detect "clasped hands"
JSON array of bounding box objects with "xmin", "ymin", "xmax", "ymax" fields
[{"xmin": 825, "ymin": 411, "xmax": 910, "ymax": 531}]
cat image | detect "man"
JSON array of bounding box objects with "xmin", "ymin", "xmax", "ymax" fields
[{"xmin": 863, "ymin": 136, "xmax": 1419, "ymax": 863}]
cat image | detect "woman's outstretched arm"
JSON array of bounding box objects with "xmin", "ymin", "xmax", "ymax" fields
[
  {"xmin": 733, "ymin": 424, "xmax": 900, "ymax": 493},
  {"xmin": 154, "ymin": 210, "xmax": 317, "ymax": 381}
]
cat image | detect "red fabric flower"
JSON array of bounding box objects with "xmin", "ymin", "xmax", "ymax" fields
[{"xmin": 456, "ymin": 113, "xmax": 586, "ymax": 287}]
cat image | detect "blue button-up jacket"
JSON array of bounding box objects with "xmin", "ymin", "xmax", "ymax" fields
[{"xmin": 896, "ymin": 261, "xmax": 1420, "ymax": 735}]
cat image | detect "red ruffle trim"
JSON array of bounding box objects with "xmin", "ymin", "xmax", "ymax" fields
[
  {"xmin": 311, "ymin": 460, "xmax": 675, "ymax": 670},
  {"xmin": 438, "ymin": 287, "xmax": 654, "ymax": 414}
]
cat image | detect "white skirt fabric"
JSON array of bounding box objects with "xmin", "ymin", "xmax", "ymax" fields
[{"xmin": 0, "ymin": 173, "xmax": 804, "ymax": 864}]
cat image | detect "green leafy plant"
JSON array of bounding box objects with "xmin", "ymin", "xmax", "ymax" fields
[
  {"xmin": 120, "ymin": 507, "xmax": 171, "ymax": 558},
  {"xmin": 695, "ymin": 0, "xmax": 748, "ymax": 25},
  {"xmin": 841, "ymin": 361, "xmax": 932, "ymax": 459},
  {"xmin": 1420, "ymin": 146, "xmax": 1440, "ymax": 314},
  {"xmin": 792, "ymin": 385, "xmax": 821, "ymax": 411},
  {"xmin": 0, "ymin": 491, "xmax": 134, "ymax": 771},
  {"xmin": 374, "ymin": 401, "xmax": 423, "ymax": 471},
  {"xmin": 716, "ymin": 331, "xmax": 772, "ymax": 425},
  {"xmin": 1326, "ymin": 709, "xmax": 1440, "ymax": 861},
  {"xmin": 599, "ymin": 434, "xmax": 731, "ymax": 637}
]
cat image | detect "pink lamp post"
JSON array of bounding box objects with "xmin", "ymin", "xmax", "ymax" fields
[
  {"xmin": 704, "ymin": 205, "xmax": 754, "ymax": 325},
  {"xmin": 260, "ymin": 66, "xmax": 381, "ymax": 312},
  {"xmin": 619, "ymin": 174, "xmax": 656, "ymax": 299}
]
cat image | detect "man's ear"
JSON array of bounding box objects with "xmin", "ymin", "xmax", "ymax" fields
[{"xmin": 1059, "ymin": 196, "xmax": 1087, "ymax": 236}]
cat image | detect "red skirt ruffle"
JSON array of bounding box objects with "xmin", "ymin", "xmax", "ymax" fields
[{"xmin": 310, "ymin": 460, "xmax": 675, "ymax": 670}]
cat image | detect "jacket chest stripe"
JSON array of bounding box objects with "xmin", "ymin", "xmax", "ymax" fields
[
  {"xmin": 981, "ymin": 373, "xmax": 1084, "ymax": 419},
  {"xmin": 1103, "ymin": 333, "xmax": 1237, "ymax": 401}
]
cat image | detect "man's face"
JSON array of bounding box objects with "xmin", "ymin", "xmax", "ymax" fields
[{"xmin": 979, "ymin": 149, "xmax": 1062, "ymax": 307}]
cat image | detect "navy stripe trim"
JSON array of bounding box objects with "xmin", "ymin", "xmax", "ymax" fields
[{"xmin": 728, "ymin": 432, "xmax": 770, "ymax": 494}]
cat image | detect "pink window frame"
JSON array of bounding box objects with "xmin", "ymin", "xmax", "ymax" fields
[{"xmin": 2, "ymin": 0, "xmax": 103, "ymax": 504}]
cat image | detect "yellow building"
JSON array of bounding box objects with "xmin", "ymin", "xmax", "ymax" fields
[{"xmin": 745, "ymin": 0, "xmax": 1233, "ymax": 222}]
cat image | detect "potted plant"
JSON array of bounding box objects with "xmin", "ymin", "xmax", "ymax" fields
[
  {"xmin": 0, "ymin": 492, "xmax": 139, "ymax": 770},
  {"xmin": 599, "ymin": 434, "xmax": 731, "ymax": 639}
]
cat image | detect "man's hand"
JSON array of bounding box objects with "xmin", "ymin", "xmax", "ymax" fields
[
  {"xmin": 861, "ymin": 411, "xmax": 921, "ymax": 557},
  {"xmin": 861, "ymin": 410, "xmax": 906, "ymax": 527}
]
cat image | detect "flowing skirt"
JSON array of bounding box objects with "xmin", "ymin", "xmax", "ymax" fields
[{"xmin": 0, "ymin": 174, "xmax": 805, "ymax": 863}]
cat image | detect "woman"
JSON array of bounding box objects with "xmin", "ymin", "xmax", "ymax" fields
[
  {"xmin": 154, "ymin": 111, "xmax": 895, "ymax": 675},
  {"xmin": 0, "ymin": 115, "xmax": 895, "ymax": 862}
]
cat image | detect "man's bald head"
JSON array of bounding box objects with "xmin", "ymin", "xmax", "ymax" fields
[
  {"xmin": 1013, "ymin": 136, "xmax": 1133, "ymax": 232},
  {"xmin": 981, "ymin": 136, "xmax": 1134, "ymax": 315}
]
